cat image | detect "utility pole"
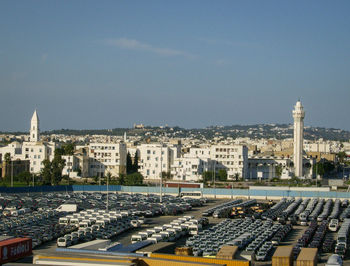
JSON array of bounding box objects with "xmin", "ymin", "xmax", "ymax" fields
[
  {"xmin": 106, "ymin": 172, "xmax": 109, "ymax": 211},
  {"xmin": 212, "ymin": 161, "xmax": 216, "ymax": 199},
  {"xmin": 160, "ymin": 145, "xmax": 163, "ymax": 203},
  {"xmin": 315, "ymin": 162, "xmax": 318, "ymax": 187},
  {"xmin": 11, "ymin": 160, "xmax": 13, "ymax": 187}
]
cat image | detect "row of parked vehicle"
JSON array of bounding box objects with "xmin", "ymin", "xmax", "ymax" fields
[
  {"xmin": 335, "ymin": 218, "xmax": 350, "ymax": 257},
  {"xmin": 253, "ymin": 223, "xmax": 290, "ymax": 261},
  {"xmin": 203, "ymin": 199, "xmax": 242, "ymax": 218},
  {"xmin": 0, "ymin": 208, "xmax": 75, "ymax": 249},
  {"xmin": 131, "ymin": 216, "xmax": 208, "ymax": 244},
  {"xmin": 262, "ymin": 198, "xmax": 294, "ymax": 221},
  {"xmin": 57, "ymin": 208, "xmax": 143, "ymax": 247},
  {"xmin": 185, "ymin": 217, "xmax": 291, "ymax": 259}
]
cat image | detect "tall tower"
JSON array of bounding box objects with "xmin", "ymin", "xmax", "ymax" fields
[
  {"xmin": 30, "ymin": 109, "xmax": 40, "ymax": 142},
  {"xmin": 292, "ymin": 100, "xmax": 305, "ymax": 177}
]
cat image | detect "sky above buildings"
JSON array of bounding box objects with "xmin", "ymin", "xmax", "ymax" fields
[{"xmin": 1, "ymin": 0, "xmax": 350, "ymax": 131}]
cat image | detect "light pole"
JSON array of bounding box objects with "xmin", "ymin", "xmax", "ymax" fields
[
  {"xmin": 106, "ymin": 172, "xmax": 109, "ymax": 211},
  {"xmin": 160, "ymin": 145, "xmax": 163, "ymax": 203},
  {"xmin": 212, "ymin": 161, "xmax": 216, "ymax": 199},
  {"xmin": 11, "ymin": 160, "xmax": 13, "ymax": 187}
]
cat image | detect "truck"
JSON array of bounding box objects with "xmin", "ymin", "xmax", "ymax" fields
[{"xmin": 56, "ymin": 204, "xmax": 78, "ymax": 213}]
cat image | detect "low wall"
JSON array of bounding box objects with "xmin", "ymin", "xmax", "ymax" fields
[{"xmin": 0, "ymin": 185, "xmax": 349, "ymax": 200}]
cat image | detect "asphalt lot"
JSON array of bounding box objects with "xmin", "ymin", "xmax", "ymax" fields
[
  {"xmin": 33, "ymin": 198, "xmax": 230, "ymax": 255},
  {"xmin": 12, "ymin": 195, "xmax": 350, "ymax": 265}
]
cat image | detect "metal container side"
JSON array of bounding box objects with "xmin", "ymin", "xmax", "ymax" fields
[
  {"xmin": 139, "ymin": 257, "xmax": 226, "ymax": 266},
  {"xmin": 0, "ymin": 237, "xmax": 32, "ymax": 264},
  {"xmin": 272, "ymin": 246, "xmax": 293, "ymax": 266},
  {"xmin": 216, "ymin": 245, "xmax": 238, "ymax": 259},
  {"xmin": 296, "ymin": 248, "xmax": 318, "ymax": 266},
  {"xmin": 150, "ymin": 253, "xmax": 250, "ymax": 266}
]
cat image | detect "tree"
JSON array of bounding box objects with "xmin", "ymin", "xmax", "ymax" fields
[
  {"xmin": 133, "ymin": 152, "xmax": 139, "ymax": 173},
  {"xmin": 40, "ymin": 152, "xmax": 65, "ymax": 185},
  {"xmin": 201, "ymin": 171, "xmax": 214, "ymax": 183},
  {"xmin": 125, "ymin": 172, "xmax": 143, "ymax": 186},
  {"xmin": 63, "ymin": 143, "xmax": 75, "ymax": 155},
  {"xmin": 16, "ymin": 171, "xmax": 32, "ymax": 186},
  {"xmin": 126, "ymin": 152, "xmax": 133, "ymax": 174},
  {"xmin": 161, "ymin": 171, "xmax": 171, "ymax": 180},
  {"xmin": 218, "ymin": 169, "xmax": 227, "ymax": 181},
  {"xmin": 338, "ymin": 152, "xmax": 347, "ymax": 164},
  {"xmin": 117, "ymin": 173, "xmax": 126, "ymax": 185},
  {"xmin": 275, "ymin": 164, "xmax": 282, "ymax": 177},
  {"xmin": 4, "ymin": 153, "xmax": 11, "ymax": 164}
]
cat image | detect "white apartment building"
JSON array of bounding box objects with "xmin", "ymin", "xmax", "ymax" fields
[
  {"xmin": 62, "ymin": 151, "xmax": 89, "ymax": 178},
  {"xmin": 138, "ymin": 143, "xmax": 179, "ymax": 180},
  {"xmin": 171, "ymin": 155, "xmax": 211, "ymax": 181},
  {"xmin": 22, "ymin": 141, "xmax": 55, "ymax": 173},
  {"xmin": 210, "ymin": 145, "xmax": 248, "ymax": 180},
  {"xmin": 88, "ymin": 142, "xmax": 127, "ymax": 177},
  {"xmin": 304, "ymin": 141, "xmax": 331, "ymax": 153}
]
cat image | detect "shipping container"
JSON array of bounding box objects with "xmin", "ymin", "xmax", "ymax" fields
[
  {"xmin": 33, "ymin": 254, "xmax": 137, "ymax": 266},
  {"xmin": 150, "ymin": 253, "xmax": 250, "ymax": 266},
  {"xmin": 216, "ymin": 245, "xmax": 238, "ymax": 260},
  {"xmin": 136, "ymin": 242, "xmax": 176, "ymax": 256},
  {"xmin": 296, "ymin": 248, "xmax": 318, "ymax": 266},
  {"xmin": 272, "ymin": 246, "xmax": 293, "ymax": 266},
  {"xmin": 0, "ymin": 238, "xmax": 32, "ymax": 264},
  {"xmin": 139, "ymin": 257, "xmax": 225, "ymax": 266},
  {"xmin": 175, "ymin": 247, "xmax": 193, "ymax": 256}
]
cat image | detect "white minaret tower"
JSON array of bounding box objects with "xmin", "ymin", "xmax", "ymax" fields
[
  {"xmin": 292, "ymin": 100, "xmax": 305, "ymax": 177},
  {"xmin": 30, "ymin": 109, "xmax": 40, "ymax": 142}
]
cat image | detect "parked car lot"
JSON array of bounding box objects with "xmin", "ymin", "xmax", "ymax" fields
[{"xmin": 4, "ymin": 193, "xmax": 350, "ymax": 265}]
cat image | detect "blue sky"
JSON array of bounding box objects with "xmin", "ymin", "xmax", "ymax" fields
[{"xmin": 1, "ymin": 1, "xmax": 350, "ymax": 131}]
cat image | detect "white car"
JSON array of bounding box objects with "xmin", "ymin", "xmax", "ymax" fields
[{"xmin": 326, "ymin": 254, "xmax": 343, "ymax": 266}]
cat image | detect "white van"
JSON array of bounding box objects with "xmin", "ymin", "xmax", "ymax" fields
[
  {"xmin": 59, "ymin": 217, "xmax": 70, "ymax": 225},
  {"xmin": 159, "ymin": 231, "xmax": 170, "ymax": 242},
  {"xmin": 147, "ymin": 235, "xmax": 162, "ymax": 244},
  {"xmin": 329, "ymin": 219, "xmax": 339, "ymax": 232},
  {"xmin": 131, "ymin": 234, "xmax": 147, "ymax": 244}
]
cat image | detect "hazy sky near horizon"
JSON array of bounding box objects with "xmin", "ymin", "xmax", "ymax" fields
[{"xmin": 1, "ymin": 1, "xmax": 350, "ymax": 131}]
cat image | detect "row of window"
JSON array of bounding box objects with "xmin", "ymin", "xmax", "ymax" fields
[
  {"xmin": 25, "ymin": 148, "xmax": 43, "ymax": 152},
  {"xmin": 91, "ymin": 146, "xmax": 118, "ymax": 150},
  {"xmin": 215, "ymin": 148, "xmax": 239, "ymax": 152}
]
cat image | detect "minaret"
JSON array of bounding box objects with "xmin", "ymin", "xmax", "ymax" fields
[
  {"xmin": 292, "ymin": 100, "xmax": 305, "ymax": 177},
  {"xmin": 30, "ymin": 109, "xmax": 40, "ymax": 142}
]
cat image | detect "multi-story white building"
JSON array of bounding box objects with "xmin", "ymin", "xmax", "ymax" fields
[
  {"xmin": 0, "ymin": 110, "xmax": 56, "ymax": 174},
  {"xmin": 171, "ymin": 155, "xmax": 211, "ymax": 181},
  {"xmin": 210, "ymin": 145, "xmax": 248, "ymax": 180},
  {"xmin": 139, "ymin": 143, "xmax": 179, "ymax": 180},
  {"xmin": 88, "ymin": 142, "xmax": 127, "ymax": 177}
]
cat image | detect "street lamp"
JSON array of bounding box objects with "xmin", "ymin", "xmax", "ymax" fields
[
  {"xmin": 160, "ymin": 145, "xmax": 163, "ymax": 203},
  {"xmin": 106, "ymin": 172, "xmax": 110, "ymax": 211}
]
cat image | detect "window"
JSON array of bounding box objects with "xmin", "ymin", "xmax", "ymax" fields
[
  {"xmin": 34, "ymin": 155, "xmax": 37, "ymax": 159},
  {"xmin": 147, "ymin": 170, "xmax": 150, "ymax": 175},
  {"xmin": 147, "ymin": 156, "xmax": 150, "ymax": 160},
  {"xmin": 147, "ymin": 150, "xmax": 151, "ymax": 154}
]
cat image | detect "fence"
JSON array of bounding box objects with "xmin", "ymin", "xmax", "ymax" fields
[{"xmin": 0, "ymin": 185, "xmax": 350, "ymax": 199}]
